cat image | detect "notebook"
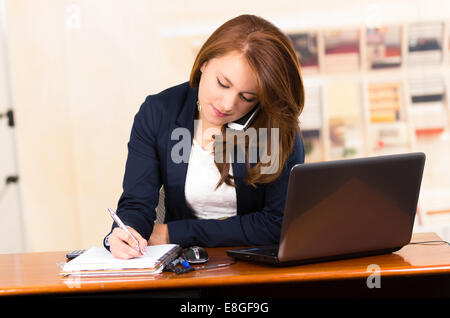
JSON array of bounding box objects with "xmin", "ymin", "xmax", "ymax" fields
[
  {"xmin": 227, "ymin": 152, "xmax": 425, "ymax": 266},
  {"xmin": 61, "ymin": 244, "xmax": 181, "ymax": 277}
]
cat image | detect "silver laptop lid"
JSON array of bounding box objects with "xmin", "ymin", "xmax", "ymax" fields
[{"xmin": 278, "ymin": 152, "xmax": 425, "ymax": 263}]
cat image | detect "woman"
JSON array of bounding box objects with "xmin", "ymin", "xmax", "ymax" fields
[{"xmin": 105, "ymin": 14, "xmax": 306, "ymax": 259}]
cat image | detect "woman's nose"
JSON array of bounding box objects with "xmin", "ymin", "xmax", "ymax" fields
[{"xmin": 219, "ymin": 93, "xmax": 238, "ymax": 113}]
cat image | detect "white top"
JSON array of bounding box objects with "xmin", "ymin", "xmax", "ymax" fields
[{"xmin": 184, "ymin": 138, "xmax": 237, "ymax": 220}]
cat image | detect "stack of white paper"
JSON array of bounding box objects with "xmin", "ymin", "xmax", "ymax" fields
[{"xmin": 61, "ymin": 244, "xmax": 180, "ymax": 277}]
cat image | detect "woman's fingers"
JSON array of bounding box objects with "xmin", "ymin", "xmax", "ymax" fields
[
  {"xmin": 127, "ymin": 226, "xmax": 148, "ymax": 253},
  {"xmin": 109, "ymin": 227, "xmax": 146, "ymax": 259}
]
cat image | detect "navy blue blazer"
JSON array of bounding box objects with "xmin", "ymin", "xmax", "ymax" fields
[{"xmin": 106, "ymin": 81, "xmax": 305, "ymax": 248}]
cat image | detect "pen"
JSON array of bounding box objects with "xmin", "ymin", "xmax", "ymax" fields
[
  {"xmin": 107, "ymin": 208, "xmax": 144, "ymax": 254},
  {"xmin": 179, "ymin": 257, "xmax": 191, "ymax": 268}
]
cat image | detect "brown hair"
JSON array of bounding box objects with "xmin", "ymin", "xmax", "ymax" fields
[{"xmin": 190, "ymin": 14, "xmax": 305, "ymax": 189}]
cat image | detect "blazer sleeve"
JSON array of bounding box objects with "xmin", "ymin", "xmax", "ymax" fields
[
  {"xmin": 108, "ymin": 96, "xmax": 162, "ymax": 241},
  {"xmin": 167, "ymin": 133, "xmax": 305, "ymax": 247}
]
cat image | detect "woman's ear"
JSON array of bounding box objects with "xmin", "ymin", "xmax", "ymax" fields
[{"xmin": 200, "ymin": 61, "xmax": 208, "ymax": 73}]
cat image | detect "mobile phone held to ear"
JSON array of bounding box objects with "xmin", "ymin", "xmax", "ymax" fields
[{"xmin": 227, "ymin": 105, "xmax": 260, "ymax": 131}]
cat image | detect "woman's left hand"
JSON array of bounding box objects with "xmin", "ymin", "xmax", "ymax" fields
[{"xmin": 148, "ymin": 224, "xmax": 170, "ymax": 245}]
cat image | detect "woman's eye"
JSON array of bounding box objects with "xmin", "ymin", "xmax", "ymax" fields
[
  {"xmin": 217, "ymin": 78, "xmax": 228, "ymax": 88},
  {"xmin": 217, "ymin": 78, "xmax": 255, "ymax": 103}
]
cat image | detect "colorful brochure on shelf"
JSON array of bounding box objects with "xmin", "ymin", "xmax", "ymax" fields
[{"xmin": 366, "ymin": 26, "xmax": 402, "ymax": 69}]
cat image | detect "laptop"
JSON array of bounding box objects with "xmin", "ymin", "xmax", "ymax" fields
[{"xmin": 227, "ymin": 152, "xmax": 426, "ymax": 266}]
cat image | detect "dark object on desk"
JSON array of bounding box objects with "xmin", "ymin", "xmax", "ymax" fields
[
  {"xmin": 183, "ymin": 246, "xmax": 209, "ymax": 264},
  {"xmin": 228, "ymin": 152, "xmax": 425, "ymax": 266},
  {"xmin": 66, "ymin": 249, "xmax": 86, "ymax": 260}
]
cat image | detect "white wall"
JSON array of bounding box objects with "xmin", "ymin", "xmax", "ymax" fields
[
  {"xmin": 1, "ymin": 0, "xmax": 450, "ymax": 252},
  {"xmin": 0, "ymin": 2, "xmax": 26, "ymax": 252}
]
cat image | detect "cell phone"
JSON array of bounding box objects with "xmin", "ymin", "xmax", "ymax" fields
[
  {"xmin": 66, "ymin": 249, "xmax": 86, "ymax": 260},
  {"xmin": 227, "ymin": 105, "xmax": 260, "ymax": 131}
]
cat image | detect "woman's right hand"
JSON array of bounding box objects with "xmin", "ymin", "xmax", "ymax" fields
[{"xmin": 108, "ymin": 226, "xmax": 148, "ymax": 259}]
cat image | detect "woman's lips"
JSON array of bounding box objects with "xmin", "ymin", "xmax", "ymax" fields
[{"xmin": 211, "ymin": 105, "xmax": 229, "ymax": 118}]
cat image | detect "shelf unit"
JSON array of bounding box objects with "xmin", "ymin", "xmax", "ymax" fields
[{"xmin": 289, "ymin": 21, "xmax": 450, "ymax": 240}]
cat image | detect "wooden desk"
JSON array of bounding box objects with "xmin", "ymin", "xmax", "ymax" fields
[{"xmin": 1, "ymin": 232, "xmax": 450, "ymax": 299}]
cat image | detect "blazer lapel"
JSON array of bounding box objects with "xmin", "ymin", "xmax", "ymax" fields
[
  {"xmin": 232, "ymin": 160, "xmax": 248, "ymax": 215},
  {"xmin": 166, "ymin": 85, "xmax": 197, "ymax": 215}
]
